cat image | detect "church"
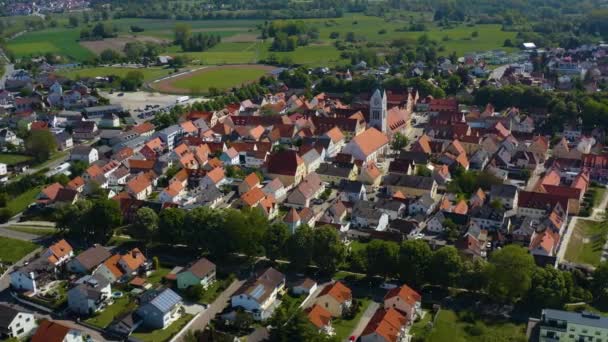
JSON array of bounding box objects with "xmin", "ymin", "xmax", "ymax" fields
[{"xmin": 368, "ymin": 88, "xmax": 416, "ymax": 138}]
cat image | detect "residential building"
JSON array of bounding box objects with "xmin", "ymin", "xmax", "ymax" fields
[
  {"xmin": 67, "ymin": 245, "xmax": 111, "ymax": 274},
  {"xmin": 67, "ymin": 274, "xmax": 112, "ymax": 316},
  {"xmin": 266, "ymin": 150, "xmax": 307, "ymax": 187},
  {"xmin": 0, "ymin": 304, "xmax": 37, "ymax": 339},
  {"xmin": 383, "ymin": 284, "xmax": 422, "ymax": 322},
  {"xmin": 343, "ymin": 127, "xmax": 389, "ymax": 162},
  {"xmin": 286, "ymin": 172, "xmax": 325, "ymax": 208},
  {"xmin": 360, "ymin": 308, "xmax": 408, "ymax": 342},
  {"xmin": 231, "ymin": 267, "xmax": 285, "ymax": 321},
  {"xmin": 306, "ymin": 304, "xmax": 335, "ymax": 336},
  {"xmin": 382, "ymin": 174, "xmax": 438, "ymax": 198},
  {"xmin": 314, "ymin": 281, "xmax": 352, "ymax": 318},
  {"xmin": 538, "ymin": 309, "xmax": 608, "ymax": 342},
  {"xmin": 176, "ymin": 258, "xmax": 216, "ymax": 290},
  {"xmin": 31, "ymin": 320, "xmax": 84, "ymax": 342},
  {"xmin": 136, "ymin": 288, "xmax": 183, "ymax": 330},
  {"xmin": 70, "ymin": 146, "xmax": 98, "ymax": 164},
  {"xmin": 42, "ymin": 239, "xmax": 74, "ymax": 266}
]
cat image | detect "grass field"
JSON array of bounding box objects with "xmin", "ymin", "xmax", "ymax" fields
[
  {"xmin": 6, "ymin": 187, "xmax": 41, "ymax": 217},
  {"xmin": 5, "ymin": 226, "xmax": 58, "ymax": 237},
  {"xmin": 0, "ymin": 236, "xmax": 39, "ymax": 264},
  {"xmin": 6, "ymin": 28, "xmax": 94, "ymax": 60},
  {"xmin": 132, "ymin": 314, "xmax": 193, "ymax": 342},
  {"xmin": 0, "ymin": 153, "xmax": 32, "ymax": 166},
  {"xmin": 412, "ymin": 309, "xmax": 526, "ymax": 342},
  {"xmin": 565, "ymin": 219, "xmax": 608, "ymax": 266},
  {"xmin": 85, "ymin": 296, "xmax": 137, "ymax": 329},
  {"xmin": 333, "ymin": 298, "xmax": 372, "ymax": 340},
  {"xmin": 153, "ymin": 64, "xmax": 275, "ymax": 94},
  {"xmin": 57, "ymin": 66, "xmax": 173, "ymax": 82}
]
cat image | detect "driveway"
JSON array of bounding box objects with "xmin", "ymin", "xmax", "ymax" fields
[
  {"xmin": 348, "ymin": 301, "xmax": 380, "ymax": 341},
  {"xmin": 174, "ymin": 279, "xmax": 245, "ymax": 341}
]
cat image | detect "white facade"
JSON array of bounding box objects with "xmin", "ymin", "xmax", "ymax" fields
[
  {"xmin": 1, "ymin": 310, "xmax": 36, "ymax": 339},
  {"xmin": 0, "ymin": 163, "xmax": 7, "ymax": 176}
]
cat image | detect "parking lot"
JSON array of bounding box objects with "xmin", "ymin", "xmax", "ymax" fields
[{"xmin": 100, "ymin": 91, "xmax": 207, "ymax": 123}]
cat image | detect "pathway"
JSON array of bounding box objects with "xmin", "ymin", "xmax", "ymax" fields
[
  {"xmin": 348, "ymin": 301, "xmax": 379, "ymax": 341},
  {"xmin": 174, "ymin": 279, "xmax": 245, "ymax": 341},
  {"xmin": 0, "ymin": 226, "xmax": 40, "ymax": 241}
]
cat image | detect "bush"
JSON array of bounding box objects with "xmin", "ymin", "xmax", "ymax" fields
[{"xmin": 465, "ymin": 322, "xmax": 486, "ymax": 336}]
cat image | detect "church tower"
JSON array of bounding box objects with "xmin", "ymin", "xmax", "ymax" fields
[{"xmin": 369, "ymin": 88, "xmax": 387, "ymax": 133}]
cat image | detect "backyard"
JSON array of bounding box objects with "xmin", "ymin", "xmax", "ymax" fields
[
  {"xmin": 85, "ymin": 296, "xmax": 137, "ymax": 329},
  {"xmin": 332, "ymin": 298, "xmax": 372, "ymax": 341},
  {"xmin": 411, "ymin": 309, "xmax": 527, "ymax": 342},
  {"xmin": 132, "ymin": 313, "xmax": 194, "ymax": 342},
  {"xmin": 5, "ymin": 186, "xmax": 42, "ymax": 217},
  {"xmin": 564, "ymin": 219, "xmax": 608, "ymax": 266},
  {"xmin": 0, "ymin": 236, "xmax": 39, "ymax": 264},
  {"xmin": 0, "ymin": 153, "xmax": 32, "ymax": 166}
]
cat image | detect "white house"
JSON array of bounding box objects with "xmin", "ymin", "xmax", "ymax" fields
[
  {"xmin": 70, "ymin": 146, "xmax": 99, "ymax": 164},
  {"xmin": 231, "ymin": 267, "xmax": 285, "ymax": 321},
  {"xmin": 67, "ymin": 275, "xmax": 112, "ymax": 316},
  {"xmin": 383, "ymin": 284, "xmax": 422, "ymax": 322},
  {"xmin": 41, "ymin": 239, "xmax": 74, "ymax": 266},
  {"xmin": 10, "ymin": 258, "xmax": 55, "ymax": 294},
  {"xmin": 342, "ymin": 127, "xmax": 389, "ymax": 162},
  {"xmin": 0, "ymin": 304, "xmax": 37, "ymax": 340},
  {"xmin": 0, "ymin": 163, "xmax": 7, "ymax": 176}
]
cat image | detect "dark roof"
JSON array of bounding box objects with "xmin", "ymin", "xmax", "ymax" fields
[
  {"xmin": 186, "ymin": 258, "xmax": 216, "ymax": 279},
  {"xmin": 470, "ymin": 205, "xmax": 505, "ymax": 221},
  {"xmin": 266, "ymin": 150, "xmax": 302, "ymax": 176},
  {"xmin": 55, "ymin": 188, "xmax": 78, "ymax": 203},
  {"xmin": 490, "ymin": 184, "xmax": 518, "ymax": 198},
  {"xmin": 382, "ymin": 174, "xmax": 435, "ymax": 190},
  {"xmin": 0, "ymin": 304, "xmax": 21, "ymax": 329},
  {"xmin": 518, "ymin": 191, "xmax": 569, "ymax": 211},
  {"xmin": 73, "ymin": 245, "xmax": 111, "ymax": 271},
  {"xmin": 339, "ymin": 179, "xmax": 364, "ymax": 193},
  {"xmin": 398, "ymin": 151, "xmax": 430, "ymax": 163},
  {"xmin": 317, "ymin": 163, "xmax": 353, "ymax": 178},
  {"xmin": 542, "ymin": 309, "xmax": 608, "ymax": 329}
]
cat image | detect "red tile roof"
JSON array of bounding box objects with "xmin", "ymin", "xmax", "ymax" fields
[
  {"xmin": 318, "ymin": 281, "xmax": 352, "ymax": 304},
  {"xmin": 384, "ymin": 284, "xmax": 421, "ymax": 306},
  {"xmin": 267, "ymin": 150, "xmax": 303, "ymax": 176},
  {"xmin": 361, "ymin": 308, "xmax": 408, "ymax": 342},
  {"xmin": 306, "ymin": 304, "xmax": 332, "ymax": 329},
  {"xmin": 32, "ymin": 320, "xmax": 73, "ymax": 342}
]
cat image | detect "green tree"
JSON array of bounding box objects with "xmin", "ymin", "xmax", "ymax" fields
[
  {"xmin": 263, "ymin": 222, "xmax": 289, "ymax": 261},
  {"xmin": 398, "ymin": 240, "xmax": 432, "ymax": 287},
  {"xmin": 429, "ymin": 246, "xmax": 463, "ymax": 287},
  {"xmin": 591, "ymin": 262, "xmax": 608, "ymax": 308},
  {"xmin": 25, "ymin": 130, "xmax": 57, "ymax": 162},
  {"xmin": 100, "ymin": 49, "xmax": 120, "ymax": 63},
  {"xmin": 365, "ymin": 239, "xmax": 399, "ymax": 279},
  {"xmin": 159, "ymin": 208, "xmax": 186, "ymax": 244},
  {"xmin": 528, "ymin": 266, "xmax": 572, "ymax": 309},
  {"xmin": 313, "ymin": 226, "xmax": 345, "ymax": 275},
  {"xmin": 68, "ymin": 16, "xmax": 79, "ymax": 27},
  {"xmin": 286, "ymin": 225, "xmax": 314, "ymax": 271},
  {"xmin": 174, "ymin": 23, "xmax": 192, "ymax": 46},
  {"xmin": 486, "ymin": 245, "xmax": 536, "ymax": 303},
  {"xmin": 391, "ymin": 132, "xmax": 409, "ymax": 151},
  {"xmin": 132, "ymin": 207, "xmax": 159, "ymax": 243}
]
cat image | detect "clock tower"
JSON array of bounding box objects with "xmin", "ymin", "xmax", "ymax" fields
[{"xmin": 369, "ymin": 88, "xmax": 387, "ymax": 133}]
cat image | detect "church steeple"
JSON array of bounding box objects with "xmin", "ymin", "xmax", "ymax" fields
[{"xmin": 369, "ymin": 88, "xmax": 387, "ymax": 133}]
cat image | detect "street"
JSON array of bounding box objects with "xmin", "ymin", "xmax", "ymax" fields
[
  {"xmin": 174, "ymin": 279, "xmax": 245, "ymax": 341},
  {"xmin": 348, "ymin": 301, "xmax": 380, "ymax": 341}
]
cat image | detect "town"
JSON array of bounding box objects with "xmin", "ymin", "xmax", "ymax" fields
[{"xmin": 1, "ymin": 1, "xmax": 608, "ymax": 342}]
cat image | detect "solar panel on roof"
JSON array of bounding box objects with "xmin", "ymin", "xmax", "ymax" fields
[
  {"xmin": 250, "ymin": 284, "xmax": 266, "ymax": 300},
  {"xmin": 151, "ymin": 289, "xmax": 182, "ymax": 313}
]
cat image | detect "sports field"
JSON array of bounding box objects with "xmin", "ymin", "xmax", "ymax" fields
[
  {"xmin": 56, "ymin": 66, "xmax": 173, "ymax": 82},
  {"xmin": 151, "ymin": 64, "xmax": 275, "ymax": 94}
]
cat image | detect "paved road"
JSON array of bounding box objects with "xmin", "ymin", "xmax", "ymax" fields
[
  {"xmin": 174, "ymin": 279, "xmax": 245, "ymax": 341},
  {"xmin": 348, "ymin": 301, "xmax": 380, "ymax": 341},
  {"xmin": 0, "ymin": 226, "xmax": 40, "ymax": 241}
]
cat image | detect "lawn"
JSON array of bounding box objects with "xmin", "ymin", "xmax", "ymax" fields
[
  {"xmin": 332, "ymin": 298, "xmax": 372, "ymax": 341},
  {"xmin": 132, "ymin": 314, "xmax": 193, "ymax": 342},
  {"xmin": 6, "ymin": 186, "xmax": 41, "ymax": 217},
  {"xmin": 592, "ymin": 186, "xmax": 607, "ymax": 208},
  {"xmin": 414, "ymin": 309, "xmax": 526, "ymax": 342},
  {"xmin": 6, "ymin": 28, "xmax": 94, "ymax": 60},
  {"xmin": 0, "ymin": 236, "xmax": 39, "ymax": 264},
  {"xmin": 56, "ymin": 66, "xmax": 173, "ymax": 82},
  {"xmin": 171, "ymin": 67, "xmax": 269, "ymax": 91},
  {"xmin": 147, "ymin": 266, "xmax": 171, "ymax": 285},
  {"xmin": 0, "ymin": 153, "xmax": 32, "ymax": 166},
  {"xmin": 564, "ymin": 219, "xmax": 608, "ymax": 266},
  {"xmin": 85, "ymin": 296, "xmax": 137, "ymax": 329}
]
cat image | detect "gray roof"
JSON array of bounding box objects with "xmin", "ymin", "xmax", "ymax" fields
[
  {"xmin": 149, "ymin": 288, "xmax": 182, "ymax": 313},
  {"xmin": 382, "ymin": 174, "xmax": 435, "ymax": 190},
  {"xmin": 74, "ymin": 245, "xmax": 111, "ymax": 271},
  {"xmin": 0, "ymin": 304, "xmax": 21, "ymax": 329},
  {"xmin": 543, "ymin": 309, "xmax": 608, "ymax": 329},
  {"xmin": 83, "ymin": 105, "xmax": 122, "ymax": 114},
  {"xmin": 317, "ymin": 163, "xmax": 352, "ymax": 178},
  {"xmin": 339, "ymin": 179, "xmax": 364, "ymax": 193},
  {"xmin": 490, "ymin": 184, "xmax": 518, "ymax": 198}
]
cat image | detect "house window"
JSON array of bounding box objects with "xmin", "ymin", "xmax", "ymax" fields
[{"xmin": 325, "ymin": 302, "xmax": 328, "ymax": 308}]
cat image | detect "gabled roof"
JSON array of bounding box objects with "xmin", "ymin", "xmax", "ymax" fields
[
  {"xmin": 101, "ymin": 254, "xmax": 124, "ymax": 278},
  {"xmin": 241, "ymin": 187, "xmax": 266, "ymax": 207},
  {"xmin": 0, "ymin": 304, "xmax": 22, "ymax": 329},
  {"xmin": 47, "ymin": 239, "xmax": 73, "ymax": 264},
  {"xmin": 40, "ymin": 182, "xmax": 63, "ymax": 201},
  {"xmin": 32, "ymin": 320, "xmax": 75, "ymax": 342},
  {"xmin": 318, "ymin": 281, "xmax": 352, "ymax": 304},
  {"xmin": 242, "ymin": 173, "xmax": 261, "ymax": 188},
  {"xmin": 148, "ymin": 288, "xmax": 182, "ymax": 313},
  {"xmin": 384, "ymin": 284, "xmax": 421, "ymax": 306},
  {"xmin": 306, "ymin": 304, "xmax": 332, "ymax": 329},
  {"xmin": 361, "ymin": 308, "xmax": 408, "ymax": 342},
  {"xmin": 348, "ymin": 127, "xmax": 389, "ymax": 158},
  {"xmin": 120, "ymin": 248, "xmax": 146, "ymax": 271},
  {"xmin": 74, "ymin": 245, "xmax": 111, "ymax": 271},
  {"xmin": 284, "ymin": 207, "xmax": 300, "ymax": 223},
  {"xmin": 267, "ymin": 150, "xmax": 303, "ymax": 176},
  {"xmin": 185, "ymin": 257, "xmax": 216, "ymax": 279},
  {"xmin": 324, "ymin": 126, "xmax": 345, "ymax": 143}
]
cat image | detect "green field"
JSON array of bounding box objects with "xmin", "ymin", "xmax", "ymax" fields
[
  {"xmin": 6, "ymin": 28, "xmax": 94, "ymax": 60},
  {"xmin": 57, "ymin": 66, "xmax": 173, "ymax": 82},
  {"xmin": 0, "ymin": 236, "xmax": 39, "ymax": 264},
  {"xmin": 169, "ymin": 67, "xmax": 270, "ymax": 92},
  {"xmin": 5, "ymin": 226, "xmax": 58, "ymax": 237},
  {"xmin": 565, "ymin": 219, "xmax": 608, "ymax": 266},
  {"xmin": 412, "ymin": 309, "xmax": 526, "ymax": 342},
  {"xmin": 0, "ymin": 154, "xmax": 32, "ymax": 166},
  {"xmin": 6, "ymin": 187, "xmax": 41, "ymax": 217}
]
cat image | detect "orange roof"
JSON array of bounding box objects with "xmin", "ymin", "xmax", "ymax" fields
[
  {"xmin": 306, "ymin": 304, "xmax": 332, "ymax": 329},
  {"xmin": 205, "ymin": 167, "xmax": 225, "ymax": 184},
  {"xmin": 259, "ymin": 195, "xmax": 276, "ymax": 215},
  {"xmin": 163, "ymin": 181, "xmax": 184, "ymax": 198},
  {"xmin": 127, "ymin": 172, "xmax": 153, "ymax": 194},
  {"xmin": 541, "ymin": 169, "xmax": 561, "ymax": 187},
  {"xmin": 193, "ymin": 144, "xmax": 210, "ymax": 164},
  {"xmin": 173, "ymin": 143, "xmax": 189, "ymax": 156},
  {"xmin": 120, "ymin": 248, "xmax": 146, "ymax": 271},
  {"xmin": 453, "ymin": 200, "xmax": 469, "ymax": 214},
  {"xmin": 529, "ymin": 229, "xmax": 559, "ymax": 254},
  {"xmin": 243, "ymin": 173, "xmax": 260, "ymax": 188},
  {"xmin": 249, "ymin": 125, "xmax": 265, "ymax": 141},
  {"xmin": 318, "ymin": 281, "xmax": 352, "ymax": 304},
  {"xmin": 47, "ymin": 239, "xmax": 73, "ymax": 264},
  {"xmin": 392, "ymin": 191, "xmax": 406, "ymax": 200},
  {"xmin": 414, "ymin": 134, "xmax": 432, "ymax": 154},
  {"xmin": 350, "ymin": 128, "xmax": 389, "ymax": 158},
  {"xmin": 571, "ymin": 171, "xmax": 589, "ymax": 191},
  {"xmin": 172, "ymin": 168, "xmax": 189, "ymax": 184},
  {"xmin": 180, "ymin": 120, "xmax": 198, "ymax": 134},
  {"xmin": 325, "ymin": 126, "xmax": 345, "ymax": 143},
  {"xmin": 67, "ymin": 176, "xmax": 85, "ymax": 190},
  {"xmin": 362, "ymin": 308, "xmax": 408, "ymax": 342},
  {"xmin": 114, "ymin": 147, "xmax": 134, "ymax": 161},
  {"xmin": 132, "ymin": 122, "xmax": 155, "ymax": 134},
  {"xmin": 144, "ymin": 137, "xmax": 163, "ymax": 150},
  {"xmin": 450, "ymin": 139, "xmax": 466, "ymax": 155},
  {"xmin": 32, "ymin": 320, "xmax": 73, "ymax": 342},
  {"xmin": 363, "ymin": 162, "xmax": 382, "ymax": 180},
  {"xmin": 41, "ymin": 182, "xmax": 63, "ymax": 201},
  {"xmin": 439, "ymin": 197, "xmax": 452, "ymax": 211},
  {"xmin": 86, "ymin": 164, "xmax": 103, "ymax": 178},
  {"xmin": 208, "ymin": 158, "xmax": 223, "ymax": 168},
  {"xmin": 129, "ymin": 159, "xmax": 155, "ymax": 170},
  {"xmin": 241, "ymin": 187, "xmax": 265, "ymax": 207},
  {"xmin": 384, "ymin": 284, "xmax": 421, "ymax": 306},
  {"xmin": 102, "ymin": 254, "xmax": 124, "ymax": 278}
]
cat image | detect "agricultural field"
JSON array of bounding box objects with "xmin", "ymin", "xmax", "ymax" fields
[
  {"xmin": 152, "ymin": 64, "xmax": 276, "ymax": 94},
  {"xmin": 0, "ymin": 236, "xmax": 39, "ymax": 264},
  {"xmin": 56, "ymin": 66, "xmax": 174, "ymax": 82},
  {"xmin": 6, "ymin": 27, "xmax": 95, "ymax": 61}
]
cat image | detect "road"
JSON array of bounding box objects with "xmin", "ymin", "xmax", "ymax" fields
[
  {"xmin": 0, "ymin": 46, "xmax": 14, "ymax": 89},
  {"xmin": 174, "ymin": 279, "xmax": 245, "ymax": 341},
  {"xmin": 348, "ymin": 301, "xmax": 380, "ymax": 341}
]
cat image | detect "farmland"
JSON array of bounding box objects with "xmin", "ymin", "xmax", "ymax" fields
[
  {"xmin": 6, "ymin": 27, "xmax": 95, "ymax": 60},
  {"xmin": 152, "ymin": 64, "xmax": 276, "ymax": 94}
]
